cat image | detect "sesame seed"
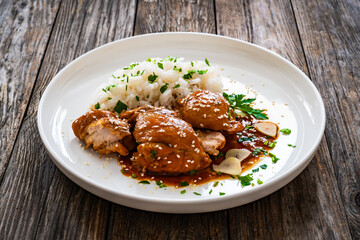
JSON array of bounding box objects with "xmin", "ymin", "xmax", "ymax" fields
[
  {"xmin": 203, "ymin": 114, "xmax": 206, "ymax": 118},
  {"xmin": 185, "ymin": 164, "xmax": 189, "ymax": 167},
  {"xmin": 167, "ymin": 161, "xmax": 172, "ymax": 164},
  {"xmin": 174, "ymin": 144, "xmax": 177, "ymax": 148},
  {"xmin": 176, "ymin": 154, "xmax": 180, "ymax": 158},
  {"xmin": 200, "ymin": 123, "xmax": 204, "ymax": 127}
]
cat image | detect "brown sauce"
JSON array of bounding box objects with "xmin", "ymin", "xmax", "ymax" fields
[{"xmin": 118, "ymin": 116, "xmax": 278, "ymax": 188}]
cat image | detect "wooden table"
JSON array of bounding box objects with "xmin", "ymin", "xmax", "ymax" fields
[{"xmin": 1, "ymin": 0, "xmax": 359, "ymax": 239}]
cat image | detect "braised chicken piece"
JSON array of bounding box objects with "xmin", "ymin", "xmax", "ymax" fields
[
  {"xmin": 196, "ymin": 130, "xmax": 226, "ymax": 155},
  {"xmin": 177, "ymin": 90, "xmax": 244, "ymax": 133},
  {"xmin": 120, "ymin": 105, "xmax": 177, "ymax": 125},
  {"xmin": 72, "ymin": 110, "xmax": 135, "ymax": 155},
  {"xmin": 132, "ymin": 111, "xmax": 211, "ymax": 174}
]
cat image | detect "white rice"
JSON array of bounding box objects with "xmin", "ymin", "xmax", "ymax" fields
[{"xmin": 93, "ymin": 57, "xmax": 224, "ymax": 111}]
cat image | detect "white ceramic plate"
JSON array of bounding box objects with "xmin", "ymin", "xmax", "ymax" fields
[{"xmin": 37, "ymin": 33, "xmax": 325, "ymax": 213}]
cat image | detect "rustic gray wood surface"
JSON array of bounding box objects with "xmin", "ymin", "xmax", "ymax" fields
[{"xmin": 0, "ymin": 0, "xmax": 358, "ymax": 239}]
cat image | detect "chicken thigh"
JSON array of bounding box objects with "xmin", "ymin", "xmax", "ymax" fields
[
  {"xmin": 72, "ymin": 110, "xmax": 135, "ymax": 155},
  {"xmin": 132, "ymin": 111, "xmax": 211, "ymax": 174},
  {"xmin": 177, "ymin": 90, "xmax": 244, "ymax": 133}
]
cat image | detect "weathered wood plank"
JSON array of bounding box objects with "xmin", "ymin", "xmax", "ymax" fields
[
  {"xmin": 216, "ymin": 0, "xmax": 353, "ymax": 239},
  {"xmin": 0, "ymin": 0, "xmax": 61, "ymax": 181},
  {"xmin": 0, "ymin": 0, "xmax": 136, "ymax": 239},
  {"xmin": 291, "ymin": 0, "xmax": 360, "ymax": 238},
  {"xmin": 134, "ymin": 0, "xmax": 216, "ymax": 34},
  {"xmin": 107, "ymin": 1, "xmax": 226, "ymax": 240}
]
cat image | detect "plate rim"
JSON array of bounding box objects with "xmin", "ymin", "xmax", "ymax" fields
[{"xmin": 37, "ymin": 32, "xmax": 326, "ymax": 212}]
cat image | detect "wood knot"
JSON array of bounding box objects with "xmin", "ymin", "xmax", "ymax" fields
[{"xmin": 355, "ymin": 193, "xmax": 360, "ymax": 207}]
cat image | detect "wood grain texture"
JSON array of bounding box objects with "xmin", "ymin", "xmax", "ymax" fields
[
  {"xmin": 0, "ymin": 0, "xmax": 61, "ymax": 181},
  {"xmin": 291, "ymin": 0, "xmax": 360, "ymax": 238},
  {"xmin": 216, "ymin": 0, "xmax": 352, "ymax": 239},
  {"xmin": 106, "ymin": 1, "xmax": 226, "ymax": 240},
  {"xmin": 0, "ymin": 0, "xmax": 136, "ymax": 238},
  {"xmin": 135, "ymin": 0, "xmax": 216, "ymax": 34}
]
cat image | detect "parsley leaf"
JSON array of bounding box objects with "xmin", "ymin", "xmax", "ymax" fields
[
  {"xmin": 148, "ymin": 72, "xmax": 158, "ymax": 83},
  {"xmin": 139, "ymin": 180, "xmax": 150, "ymax": 184},
  {"xmin": 193, "ymin": 192, "xmax": 201, "ymax": 196},
  {"xmin": 257, "ymin": 179, "xmax": 263, "ymax": 184},
  {"xmin": 113, "ymin": 100, "xmax": 127, "ymax": 113},
  {"xmin": 156, "ymin": 181, "xmax": 167, "ymax": 188},
  {"xmin": 268, "ymin": 141, "xmax": 277, "ymax": 148},
  {"xmin": 173, "ymin": 83, "xmax": 181, "ymax": 89},
  {"xmin": 157, "ymin": 62, "xmax": 164, "ymax": 69},
  {"xmin": 135, "ymin": 96, "xmax": 139, "ymax": 101},
  {"xmin": 222, "ymin": 92, "xmax": 268, "ymax": 120},
  {"xmin": 260, "ymin": 164, "xmax": 268, "ymax": 169},
  {"xmin": 131, "ymin": 174, "xmax": 137, "ymax": 178},
  {"xmin": 280, "ymin": 128, "xmax": 291, "ymax": 134},
  {"xmin": 252, "ymin": 148, "xmax": 268, "ymax": 156},
  {"xmin": 205, "ymin": 58, "xmax": 210, "ymax": 66},
  {"xmin": 219, "ymin": 192, "xmax": 226, "ymax": 196},
  {"xmin": 94, "ymin": 103, "xmax": 100, "ymax": 109},
  {"xmin": 288, "ymin": 144, "xmax": 296, "ymax": 148},
  {"xmin": 180, "ymin": 181, "xmax": 189, "ymax": 186},
  {"xmin": 160, "ymin": 84, "xmax": 168, "ymax": 93},
  {"xmin": 236, "ymin": 173, "xmax": 254, "ymax": 186},
  {"xmin": 269, "ymin": 152, "xmax": 279, "ymax": 163},
  {"xmin": 181, "ymin": 190, "xmax": 186, "ymax": 194},
  {"xmin": 252, "ymin": 168, "xmax": 259, "ymax": 172}
]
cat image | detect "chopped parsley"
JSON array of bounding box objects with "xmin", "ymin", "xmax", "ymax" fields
[
  {"xmin": 157, "ymin": 62, "xmax": 164, "ymax": 69},
  {"xmin": 156, "ymin": 181, "xmax": 167, "ymax": 188},
  {"xmin": 181, "ymin": 190, "xmax": 186, "ymax": 194},
  {"xmin": 268, "ymin": 141, "xmax": 277, "ymax": 148},
  {"xmin": 140, "ymin": 70, "xmax": 145, "ymax": 75},
  {"xmin": 280, "ymin": 128, "xmax": 291, "ymax": 134},
  {"xmin": 112, "ymin": 74, "xmax": 116, "ymax": 79},
  {"xmin": 237, "ymin": 173, "xmax": 254, "ymax": 186},
  {"xmin": 252, "ymin": 168, "xmax": 259, "ymax": 172},
  {"xmin": 139, "ymin": 180, "xmax": 150, "ymax": 184},
  {"xmin": 160, "ymin": 83, "xmax": 168, "ymax": 93},
  {"xmin": 121, "ymin": 169, "xmax": 125, "ymax": 173},
  {"xmin": 191, "ymin": 61, "xmax": 194, "ymax": 67},
  {"xmin": 219, "ymin": 192, "xmax": 226, "ymax": 196},
  {"xmin": 222, "ymin": 92, "xmax": 268, "ymax": 120},
  {"xmin": 209, "ymin": 189, "xmax": 213, "ymax": 194},
  {"xmin": 260, "ymin": 164, "xmax": 268, "ymax": 169},
  {"xmin": 218, "ymin": 152, "xmax": 224, "ymax": 157},
  {"xmin": 245, "ymin": 125, "xmax": 254, "ymax": 129},
  {"xmin": 257, "ymin": 179, "xmax": 263, "ymax": 184},
  {"xmin": 150, "ymin": 150, "xmax": 158, "ymax": 159},
  {"xmin": 123, "ymin": 63, "xmax": 139, "ymax": 70},
  {"xmin": 263, "ymin": 140, "xmax": 268, "ymax": 146},
  {"xmin": 193, "ymin": 192, "xmax": 201, "ymax": 196},
  {"xmin": 107, "ymin": 97, "xmax": 112, "ymax": 100},
  {"xmin": 103, "ymin": 84, "xmax": 117, "ymax": 92},
  {"xmin": 252, "ymin": 148, "xmax": 267, "ymax": 156},
  {"xmin": 213, "ymin": 181, "xmax": 219, "ymax": 187},
  {"xmin": 148, "ymin": 72, "xmax": 158, "ymax": 83},
  {"xmin": 146, "ymin": 58, "xmax": 152, "ymax": 62},
  {"xmin": 173, "ymin": 66, "xmax": 182, "ymax": 72},
  {"xmin": 205, "ymin": 58, "xmax": 210, "ymax": 66},
  {"xmin": 183, "ymin": 70, "xmax": 208, "ymax": 79},
  {"xmin": 94, "ymin": 102, "xmax": 100, "ymax": 109},
  {"xmin": 197, "ymin": 70, "xmax": 208, "ymax": 75},
  {"xmin": 238, "ymin": 137, "xmax": 254, "ymax": 142},
  {"xmin": 188, "ymin": 170, "xmax": 197, "ymax": 175},
  {"xmin": 179, "ymin": 181, "xmax": 189, "ymax": 187},
  {"xmin": 269, "ymin": 152, "xmax": 280, "ymax": 163},
  {"xmin": 288, "ymin": 144, "xmax": 296, "ymax": 148},
  {"xmin": 131, "ymin": 174, "xmax": 137, "ymax": 178},
  {"xmin": 173, "ymin": 83, "xmax": 181, "ymax": 89},
  {"xmin": 113, "ymin": 100, "xmax": 127, "ymax": 113},
  {"xmin": 135, "ymin": 96, "xmax": 140, "ymax": 101}
]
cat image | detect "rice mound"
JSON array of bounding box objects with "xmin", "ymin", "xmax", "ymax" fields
[{"xmin": 93, "ymin": 57, "xmax": 224, "ymax": 111}]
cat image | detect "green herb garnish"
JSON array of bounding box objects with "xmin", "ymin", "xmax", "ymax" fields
[
  {"xmin": 245, "ymin": 125, "xmax": 254, "ymax": 129},
  {"xmin": 222, "ymin": 92, "xmax": 268, "ymax": 120},
  {"xmin": 131, "ymin": 174, "xmax": 137, "ymax": 178},
  {"xmin": 252, "ymin": 168, "xmax": 259, "ymax": 172},
  {"xmin": 156, "ymin": 181, "xmax": 167, "ymax": 188},
  {"xmin": 188, "ymin": 170, "xmax": 197, "ymax": 175},
  {"xmin": 280, "ymin": 128, "xmax": 291, "ymax": 134},
  {"xmin": 135, "ymin": 96, "xmax": 139, "ymax": 101},
  {"xmin": 288, "ymin": 144, "xmax": 296, "ymax": 148},
  {"xmin": 139, "ymin": 180, "xmax": 150, "ymax": 184},
  {"xmin": 193, "ymin": 192, "xmax": 201, "ymax": 196},
  {"xmin": 191, "ymin": 61, "xmax": 194, "ymax": 67},
  {"xmin": 219, "ymin": 192, "xmax": 226, "ymax": 196},
  {"xmin": 236, "ymin": 173, "xmax": 254, "ymax": 186},
  {"xmin": 121, "ymin": 169, "xmax": 125, "ymax": 173},
  {"xmin": 260, "ymin": 164, "xmax": 268, "ymax": 169},
  {"xmin": 160, "ymin": 84, "xmax": 168, "ymax": 93},
  {"xmin": 113, "ymin": 100, "xmax": 127, "ymax": 113},
  {"xmin": 213, "ymin": 181, "xmax": 219, "ymax": 187},
  {"xmin": 173, "ymin": 83, "xmax": 181, "ymax": 89},
  {"xmin": 252, "ymin": 148, "xmax": 268, "ymax": 156},
  {"xmin": 269, "ymin": 152, "xmax": 279, "ymax": 163},
  {"xmin": 180, "ymin": 181, "xmax": 189, "ymax": 187},
  {"xmin": 94, "ymin": 102, "xmax": 100, "ymax": 109},
  {"xmin": 205, "ymin": 58, "xmax": 210, "ymax": 66},
  {"xmin": 157, "ymin": 62, "xmax": 164, "ymax": 69},
  {"xmin": 257, "ymin": 179, "xmax": 263, "ymax": 184},
  {"xmin": 181, "ymin": 190, "xmax": 186, "ymax": 194},
  {"xmin": 148, "ymin": 72, "xmax": 158, "ymax": 83},
  {"xmin": 268, "ymin": 141, "xmax": 277, "ymax": 148},
  {"xmin": 238, "ymin": 137, "xmax": 254, "ymax": 142},
  {"xmin": 150, "ymin": 150, "xmax": 158, "ymax": 159},
  {"xmin": 209, "ymin": 189, "xmax": 213, "ymax": 194}
]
